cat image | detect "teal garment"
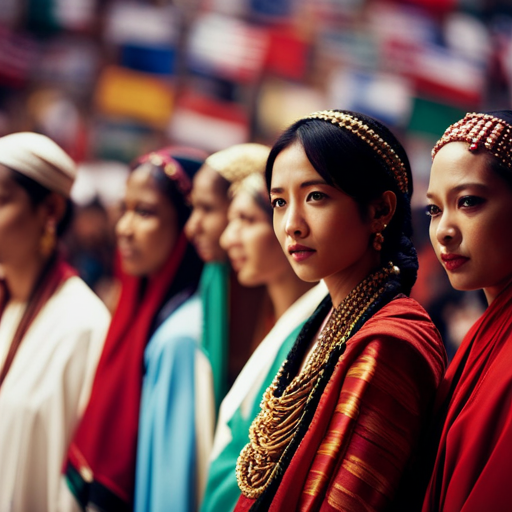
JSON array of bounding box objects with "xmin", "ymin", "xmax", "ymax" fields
[
  {"xmin": 199, "ymin": 261, "xmax": 230, "ymax": 410},
  {"xmin": 200, "ymin": 322, "xmax": 304, "ymax": 512},
  {"xmin": 134, "ymin": 294, "xmax": 202, "ymax": 512}
]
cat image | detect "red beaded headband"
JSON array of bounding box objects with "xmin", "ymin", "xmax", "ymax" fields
[
  {"xmin": 137, "ymin": 151, "xmax": 192, "ymax": 197},
  {"xmin": 432, "ymin": 112, "xmax": 512, "ymax": 170},
  {"xmin": 304, "ymin": 110, "xmax": 409, "ymax": 194}
]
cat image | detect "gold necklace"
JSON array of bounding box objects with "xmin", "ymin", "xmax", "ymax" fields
[{"xmin": 236, "ymin": 263, "xmax": 399, "ymax": 499}]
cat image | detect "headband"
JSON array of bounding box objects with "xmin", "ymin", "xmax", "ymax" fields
[
  {"xmin": 205, "ymin": 143, "xmax": 270, "ymax": 184},
  {"xmin": 0, "ymin": 132, "xmax": 76, "ymax": 197},
  {"xmin": 137, "ymin": 151, "xmax": 192, "ymax": 197},
  {"xmin": 432, "ymin": 112, "xmax": 512, "ymax": 171},
  {"xmin": 303, "ymin": 110, "xmax": 409, "ymax": 194}
]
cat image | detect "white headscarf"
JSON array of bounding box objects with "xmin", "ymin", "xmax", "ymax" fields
[{"xmin": 0, "ymin": 132, "xmax": 76, "ymax": 197}]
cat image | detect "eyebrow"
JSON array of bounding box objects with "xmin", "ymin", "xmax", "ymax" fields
[
  {"xmin": 426, "ymin": 182, "xmax": 488, "ymax": 199},
  {"xmin": 270, "ymin": 179, "xmax": 328, "ymax": 195}
]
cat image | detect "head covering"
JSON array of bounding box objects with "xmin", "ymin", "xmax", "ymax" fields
[
  {"xmin": 205, "ymin": 143, "xmax": 270, "ymax": 184},
  {"xmin": 133, "ymin": 145, "xmax": 208, "ymax": 197},
  {"xmin": 432, "ymin": 111, "xmax": 512, "ymax": 172},
  {"xmin": 0, "ymin": 132, "xmax": 76, "ymax": 197}
]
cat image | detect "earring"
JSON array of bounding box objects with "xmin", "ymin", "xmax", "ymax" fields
[
  {"xmin": 373, "ymin": 224, "xmax": 387, "ymax": 251},
  {"xmin": 40, "ymin": 222, "xmax": 56, "ymax": 257}
]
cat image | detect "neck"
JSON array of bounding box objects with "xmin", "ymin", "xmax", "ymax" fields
[
  {"xmin": 266, "ymin": 270, "xmax": 315, "ymax": 320},
  {"xmin": 484, "ymin": 274, "xmax": 512, "ymax": 306},
  {"xmin": 324, "ymin": 252, "xmax": 381, "ymax": 308},
  {"xmin": 2, "ymin": 254, "xmax": 50, "ymax": 302}
]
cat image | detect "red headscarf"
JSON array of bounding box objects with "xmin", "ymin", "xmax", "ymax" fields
[{"xmin": 66, "ymin": 233, "xmax": 188, "ymax": 507}]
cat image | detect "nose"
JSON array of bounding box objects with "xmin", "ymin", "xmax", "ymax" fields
[
  {"xmin": 116, "ymin": 211, "xmax": 134, "ymax": 239},
  {"xmin": 284, "ymin": 203, "xmax": 308, "ymax": 239},
  {"xmin": 220, "ymin": 219, "xmax": 239, "ymax": 251},
  {"xmin": 434, "ymin": 210, "xmax": 460, "ymax": 248},
  {"xmin": 184, "ymin": 209, "xmax": 201, "ymax": 240}
]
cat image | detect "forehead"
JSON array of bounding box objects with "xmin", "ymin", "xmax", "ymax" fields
[
  {"xmin": 271, "ymin": 143, "xmax": 321, "ymax": 186},
  {"xmin": 192, "ymin": 165, "xmax": 228, "ymax": 202},
  {"xmin": 429, "ymin": 142, "xmax": 492, "ymax": 189},
  {"xmin": 125, "ymin": 167, "xmax": 163, "ymax": 202},
  {"xmin": 230, "ymin": 189, "xmax": 263, "ymax": 215}
]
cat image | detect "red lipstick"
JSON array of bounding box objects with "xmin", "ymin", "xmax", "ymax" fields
[
  {"xmin": 288, "ymin": 243, "xmax": 316, "ymax": 262},
  {"xmin": 441, "ymin": 253, "xmax": 469, "ymax": 271}
]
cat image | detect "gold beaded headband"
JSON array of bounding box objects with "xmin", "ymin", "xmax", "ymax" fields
[
  {"xmin": 304, "ymin": 110, "xmax": 409, "ymax": 194},
  {"xmin": 432, "ymin": 112, "xmax": 512, "ymax": 171}
]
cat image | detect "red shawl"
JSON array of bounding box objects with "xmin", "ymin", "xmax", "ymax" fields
[
  {"xmin": 235, "ymin": 297, "xmax": 446, "ymax": 512},
  {"xmin": 0, "ymin": 256, "xmax": 75, "ymax": 387},
  {"xmin": 422, "ymin": 281, "xmax": 512, "ymax": 512},
  {"xmin": 66, "ymin": 232, "xmax": 187, "ymax": 507}
]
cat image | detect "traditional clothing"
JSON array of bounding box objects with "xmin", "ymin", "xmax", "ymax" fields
[
  {"xmin": 65, "ymin": 148, "xmax": 212, "ymax": 511},
  {"xmin": 201, "ymin": 282, "xmax": 328, "ymax": 512},
  {"xmin": 135, "ymin": 293, "xmax": 215, "ymax": 512},
  {"xmin": 199, "ymin": 260, "xmax": 230, "ymax": 408},
  {"xmin": 235, "ymin": 296, "xmax": 446, "ymax": 512},
  {"xmin": 421, "ymin": 281, "xmax": 512, "ymax": 512},
  {"xmin": 0, "ymin": 132, "xmax": 110, "ymax": 512},
  {"xmin": 0, "ymin": 266, "xmax": 110, "ymax": 512}
]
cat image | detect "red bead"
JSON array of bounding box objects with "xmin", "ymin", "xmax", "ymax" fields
[{"xmin": 469, "ymin": 142, "xmax": 479, "ymax": 151}]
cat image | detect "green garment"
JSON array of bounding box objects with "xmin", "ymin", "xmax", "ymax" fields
[
  {"xmin": 200, "ymin": 261, "xmax": 230, "ymax": 410},
  {"xmin": 200, "ymin": 322, "xmax": 304, "ymax": 512}
]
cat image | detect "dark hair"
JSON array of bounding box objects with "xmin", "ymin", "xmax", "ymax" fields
[
  {"xmin": 265, "ymin": 109, "xmax": 418, "ymax": 295},
  {"xmin": 484, "ymin": 110, "xmax": 512, "ymax": 190},
  {"xmin": 10, "ymin": 169, "xmax": 73, "ymax": 236}
]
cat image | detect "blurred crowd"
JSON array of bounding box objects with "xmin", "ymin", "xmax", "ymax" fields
[{"xmin": 1, "ymin": 0, "xmax": 511, "ymax": 352}]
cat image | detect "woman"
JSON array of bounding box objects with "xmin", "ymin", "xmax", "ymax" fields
[
  {"xmin": 185, "ymin": 143, "xmax": 273, "ymax": 407},
  {"xmin": 234, "ymin": 110, "xmax": 447, "ymax": 511},
  {"xmin": 201, "ymin": 164, "xmax": 327, "ymax": 512},
  {"xmin": 420, "ymin": 111, "xmax": 512, "ymax": 512},
  {"xmin": 65, "ymin": 148, "xmax": 214, "ymax": 512},
  {"xmin": 0, "ymin": 132, "xmax": 110, "ymax": 512}
]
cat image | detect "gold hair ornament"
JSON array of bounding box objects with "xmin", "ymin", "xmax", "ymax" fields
[
  {"xmin": 432, "ymin": 112, "xmax": 512, "ymax": 171},
  {"xmin": 236, "ymin": 262, "xmax": 400, "ymax": 499},
  {"xmin": 304, "ymin": 110, "xmax": 409, "ymax": 194}
]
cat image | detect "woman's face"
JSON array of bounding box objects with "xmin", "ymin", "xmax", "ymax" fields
[
  {"xmin": 0, "ymin": 166, "xmax": 46, "ymax": 268},
  {"xmin": 220, "ymin": 189, "xmax": 290, "ymax": 287},
  {"xmin": 116, "ymin": 166, "xmax": 179, "ymax": 277},
  {"xmin": 427, "ymin": 141, "xmax": 512, "ymax": 303},
  {"xmin": 270, "ymin": 142, "xmax": 376, "ymax": 301},
  {"xmin": 185, "ymin": 165, "xmax": 229, "ymax": 263}
]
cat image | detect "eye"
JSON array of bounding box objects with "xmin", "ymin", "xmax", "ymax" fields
[
  {"xmin": 425, "ymin": 204, "xmax": 441, "ymax": 217},
  {"xmin": 271, "ymin": 198, "xmax": 286, "ymax": 208},
  {"xmin": 307, "ymin": 191, "xmax": 325, "ymax": 202},
  {"xmin": 458, "ymin": 195, "xmax": 485, "ymax": 209},
  {"xmin": 135, "ymin": 207, "xmax": 154, "ymax": 217}
]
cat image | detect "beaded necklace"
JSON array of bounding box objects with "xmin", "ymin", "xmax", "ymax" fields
[{"xmin": 236, "ymin": 263, "xmax": 399, "ymax": 499}]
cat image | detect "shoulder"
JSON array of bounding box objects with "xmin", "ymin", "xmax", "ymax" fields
[
  {"xmin": 47, "ymin": 276, "xmax": 111, "ymax": 331},
  {"xmin": 353, "ymin": 296, "xmax": 446, "ymax": 383},
  {"xmin": 149, "ymin": 293, "xmax": 202, "ymax": 350}
]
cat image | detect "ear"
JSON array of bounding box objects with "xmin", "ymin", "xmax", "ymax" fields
[
  {"xmin": 368, "ymin": 190, "xmax": 397, "ymax": 231},
  {"xmin": 40, "ymin": 192, "xmax": 67, "ymax": 228}
]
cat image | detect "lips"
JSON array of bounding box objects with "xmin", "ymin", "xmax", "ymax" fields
[
  {"xmin": 441, "ymin": 253, "xmax": 469, "ymax": 271},
  {"xmin": 288, "ymin": 243, "xmax": 316, "ymax": 262}
]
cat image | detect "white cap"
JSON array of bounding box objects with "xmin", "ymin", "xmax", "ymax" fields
[{"xmin": 0, "ymin": 132, "xmax": 76, "ymax": 197}]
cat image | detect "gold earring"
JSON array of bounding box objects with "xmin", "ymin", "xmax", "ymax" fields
[
  {"xmin": 373, "ymin": 224, "xmax": 387, "ymax": 251},
  {"xmin": 40, "ymin": 222, "xmax": 56, "ymax": 257}
]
